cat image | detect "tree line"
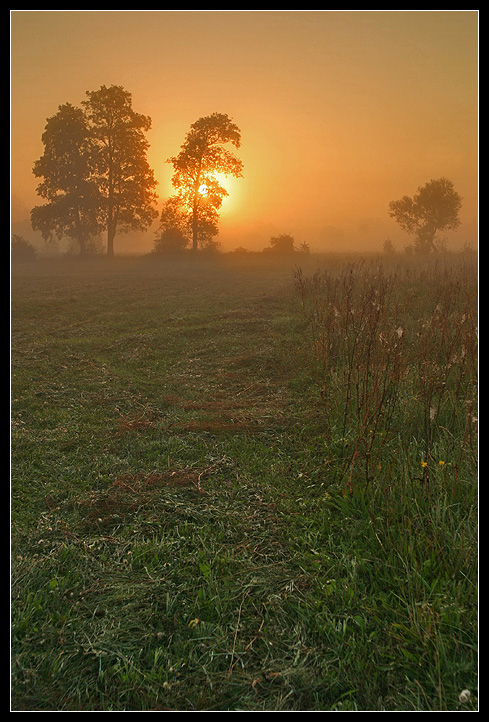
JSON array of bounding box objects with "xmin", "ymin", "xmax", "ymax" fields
[{"xmin": 29, "ymin": 84, "xmax": 463, "ymax": 258}]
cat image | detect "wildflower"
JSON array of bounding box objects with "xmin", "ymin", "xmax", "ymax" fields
[
  {"xmin": 439, "ymin": 460, "xmax": 445, "ymax": 467},
  {"xmin": 459, "ymin": 689, "xmax": 471, "ymax": 704},
  {"xmin": 421, "ymin": 460, "xmax": 428, "ymax": 468}
]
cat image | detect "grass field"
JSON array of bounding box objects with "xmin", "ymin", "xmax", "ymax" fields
[{"xmin": 11, "ymin": 251, "xmax": 478, "ymax": 711}]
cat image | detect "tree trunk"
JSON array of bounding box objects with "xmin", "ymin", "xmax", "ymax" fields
[
  {"xmin": 191, "ymin": 165, "xmax": 203, "ymax": 253},
  {"xmin": 192, "ymin": 189, "xmax": 199, "ymax": 252},
  {"xmin": 74, "ymin": 207, "xmax": 87, "ymax": 257},
  {"xmin": 107, "ymin": 152, "xmax": 115, "ymax": 257},
  {"xmin": 107, "ymin": 233, "xmax": 114, "ymax": 257},
  {"xmin": 107, "ymin": 202, "xmax": 116, "ymax": 257}
]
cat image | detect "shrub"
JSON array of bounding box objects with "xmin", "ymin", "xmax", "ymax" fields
[{"xmin": 11, "ymin": 234, "xmax": 37, "ymax": 262}]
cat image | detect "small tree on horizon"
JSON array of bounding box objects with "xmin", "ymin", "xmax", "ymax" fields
[
  {"xmin": 264, "ymin": 233, "xmax": 297, "ymax": 254},
  {"xmin": 388, "ymin": 177, "xmax": 462, "ymax": 254}
]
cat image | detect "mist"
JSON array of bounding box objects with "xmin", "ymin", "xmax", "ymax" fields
[
  {"xmin": 11, "ymin": 10, "xmax": 478, "ymax": 258},
  {"xmin": 11, "ymin": 13, "xmax": 479, "ymax": 710}
]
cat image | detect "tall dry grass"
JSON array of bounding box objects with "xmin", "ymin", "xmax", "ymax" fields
[{"xmin": 294, "ymin": 256, "xmax": 478, "ymax": 493}]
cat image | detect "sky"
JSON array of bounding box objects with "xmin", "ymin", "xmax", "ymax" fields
[{"xmin": 10, "ymin": 10, "xmax": 479, "ymax": 254}]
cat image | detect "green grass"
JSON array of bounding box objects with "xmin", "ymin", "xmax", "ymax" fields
[{"xmin": 11, "ymin": 252, "xmax": 478, "ymax": 711}]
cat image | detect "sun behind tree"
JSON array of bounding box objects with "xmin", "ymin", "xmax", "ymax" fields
[{"xmin": 166, "ymin": 113, "xmax": 243, "ymax": 252}]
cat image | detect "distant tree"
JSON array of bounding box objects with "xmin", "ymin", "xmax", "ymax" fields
[
  {"xmin": 31, "ymin": 103, "xmax": 101, "ymax": 255},
  {"xmin": 264, "ymin": 233, "xmax": 296, "ymax": 254},
  {"xmin": 167, "ymin": 113, "xmax": 243, "ymax": 252},
  {"xmin": 11, "ymin": 234, "xmax": 36, "ymax": 262},
  {"xmin": 388, "ymin": 177, "xmax": 462, "ymax": 254},
  {"xmin": 82, "ymin": 85, "xmax": 159, "ymax": 257},
  {"xmin": 298, "ymin": 241, "xmax": 311, "ymax": 254},
  {"xmin": 383, "ymin": 238, "xmax": 396, "ymax": 255}
]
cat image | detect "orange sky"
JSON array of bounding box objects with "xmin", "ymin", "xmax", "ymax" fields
[{"xmin": 10, "ymin": 10, "xmax": 478, "ymax": 253}]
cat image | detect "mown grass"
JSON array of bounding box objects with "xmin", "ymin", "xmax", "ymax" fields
[{"xmin": 11, "ymin": 252, "xmax": 478, "ymax": 711}]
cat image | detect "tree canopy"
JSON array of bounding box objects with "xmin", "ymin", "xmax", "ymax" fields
[
  {"xmin": 31, "ymin": 103, "xmax": 101, "ymax": 255},
  {"xmin": 31, "ymin": 85, "xmax": 158, "ymax": 256},
  {"xmin": 82, "ymin": 85, "xmax": 158, "ymax": 256},
  {"xmin": 263, "ymin": 234, "xmax": 297, "ymax": 254},
  {"xmin": 166, "ymin": 113, "xmax": 243, "ymax": 252},
  {"xmin": 388, "ymin": 177, "xmax": 462, "ymax": 253}
]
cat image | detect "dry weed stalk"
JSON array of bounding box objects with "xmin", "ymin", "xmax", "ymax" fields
[{"xmin": 294, "ymin": 258, "xmax": 477, "ymax": 491}]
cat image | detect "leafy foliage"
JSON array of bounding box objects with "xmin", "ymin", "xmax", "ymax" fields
[
  {"xmin": 264, "ymin": 234, "xmax": 297, "ymax": 254},
  {"xmin": 31, "ymin": 104, "xmax": 101, "ymax": 254},
  {"xmin": 31, "ymin": 86, "xmax": 158, "ymax": 256},
  {"xmin": 82, "ymin": 86, "xmax": 158, "ymax": 256},
  {"xmin": 388, "ymin": 178, "xmax": 462, "ymax": 253},
  {"xmin": 165, "ymin": 113, "xmax": 243, "ymax": 251}
]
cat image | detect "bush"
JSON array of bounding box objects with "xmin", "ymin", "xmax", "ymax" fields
[
  {"xmin": 153, "ymin": 228, "xmax": 189, "ymax": 254},
  {"xmin": 263, "ymin": 233, "xmax": 296, "ymax": 254},
  {"xmin": 11, "ymin": 234, "xmax": 37, "ymax": 262}
]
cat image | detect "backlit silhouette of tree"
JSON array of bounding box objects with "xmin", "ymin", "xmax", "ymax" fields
[
  {"xmin": 82, "ymin": 85, "xmax": 158, "ymax": 257},
  {"xmin": 31, "ymin": 103, "xmax": 101, "ymax": 256},
  {"xmin": 167, "ymin": 113, "xmax": 243, "ymax": 252},
  {"xmin": 32, "ymin": 86, "xmax": 158, "ymax": 257},
  {"xmin": 388, "ymin": 177, "xmax": 462, "ymax": 254}
]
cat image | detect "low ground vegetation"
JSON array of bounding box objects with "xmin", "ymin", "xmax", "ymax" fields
[{"xmin": 11, "ymin": 252, "xmax": 478, "ymax": 711}]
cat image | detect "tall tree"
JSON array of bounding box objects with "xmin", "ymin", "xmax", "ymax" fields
[
  {"xmin": 388, "ymin": 177, "xmax": 462, "ymax": 253},
  {"xmin": 167, "ymin": 112, "xmax": 243, "ymax": 252},
  {"xmin": 82, "ymin": 85, "xmax": 158, "ymax": 256},
  {"xmin": 31, "ymin": 103, "xmax": 101, "ymax": 255}
]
